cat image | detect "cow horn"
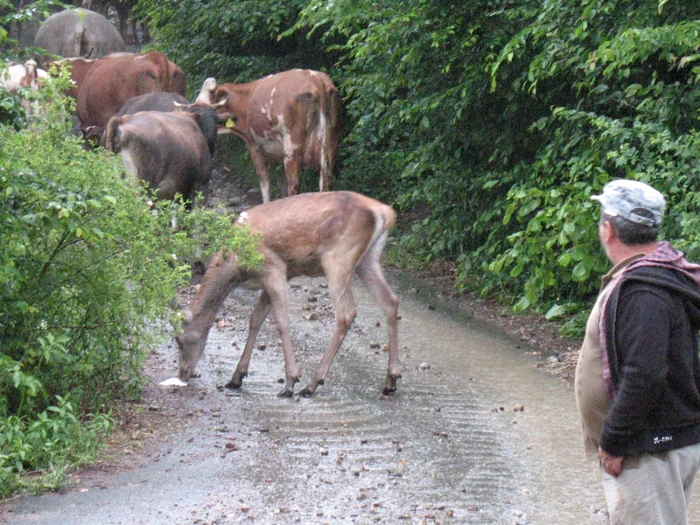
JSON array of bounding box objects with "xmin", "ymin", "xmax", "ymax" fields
[
  {"xmin": 172, "ymin": 101, "xmax": 188, "ymax": 110},
  {"xmin": 210, "ymin": 95, "xmax": 229, "ymax": 109}
]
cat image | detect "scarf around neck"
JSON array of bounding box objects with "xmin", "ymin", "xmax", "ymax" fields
[{"xmin": 598, "ymin": 242, "xmax": 700, "ymax": 399}]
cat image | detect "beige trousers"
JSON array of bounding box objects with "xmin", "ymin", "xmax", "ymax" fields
[{"xmin": 601, "ymin": 442, "xmax": 700, "ymax": 525}]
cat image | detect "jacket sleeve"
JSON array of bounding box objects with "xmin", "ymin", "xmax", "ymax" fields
[{"xmin": 599, "ymin": 283, "xmax": 671, "ymax": 456}]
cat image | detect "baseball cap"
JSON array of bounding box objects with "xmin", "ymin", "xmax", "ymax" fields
[{"xmin": 591, "ymin": 179, "xmax": 665, "ymax": 227}]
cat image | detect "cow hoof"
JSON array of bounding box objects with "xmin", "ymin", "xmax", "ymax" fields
[
  {"xmin": 224, "ymin": 379, "xmax": 242, "ymax": 390},
  {"xmin": 382, "ymin": 374, "xmax": 400, "ymax": 395},
  {"xmin": 298, "ymin": 387, "xmax": 314, "ymax": 397},
  {"xmin": 277, "ymin": 388, "xmax": 294, "ymax": 398},
  {"xmin": 225, "ymin": 371, "xmax": 247, "ymax": 390}
]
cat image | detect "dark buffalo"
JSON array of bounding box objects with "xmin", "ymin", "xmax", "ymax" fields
[
  {"xmin": 115, "ymin": 92, "xmax": 230, "ymax": 157},
  {"xmin": 104, "ymin": 97, "xmax": 231, "ymax": 205},
  {"xmin": 34, "ymin": 8, "xmax": 125, "ymax": 58}
]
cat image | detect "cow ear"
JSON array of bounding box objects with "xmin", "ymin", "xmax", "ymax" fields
[{"xmin": 217, "ymin": 112, "xmax": 238, "ymax": 126}]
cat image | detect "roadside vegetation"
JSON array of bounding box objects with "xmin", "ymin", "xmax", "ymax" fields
[
  {"xmin": 2, "ymin": 0, "xmax": 700, "ymax": 498},
  {"xmin": 140, "ymin": 0, "xmax": 700, "ymax": 323},
  {"xmin": 0, "ymin": 33, "xmax": 262, "ymax": 495}
]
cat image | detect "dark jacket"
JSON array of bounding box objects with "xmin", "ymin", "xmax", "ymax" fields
[{"xmin": 600, "ymin": 266, "xmax": 700, "ymax": 457}]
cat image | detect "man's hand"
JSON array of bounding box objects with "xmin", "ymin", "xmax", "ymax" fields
[{"xmin": 598, "ymin": 446, "xmax": 624, "ymax": 477}]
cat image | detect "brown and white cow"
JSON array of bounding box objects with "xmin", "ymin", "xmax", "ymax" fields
[
  {"xmin": 1, "ymin": 60, "xmax": 45, "ymax": 91},
  {"xmin": 76, "ymin": 52, "xmax": 186, "ymax": 132},
  {"xmin": 1, "ymin": 60, "xmax": 49, "ymax": 115},
  {"xmin": 195, "ymin": 69, "xmax": 341, "ymax": 203},
  {"xmin": 176, "ymin": 191, "xmax": 401, "ymax": 397},
  {"xmin": 104, "ymin": 110, "xmax": 213, "ymax": 204}
]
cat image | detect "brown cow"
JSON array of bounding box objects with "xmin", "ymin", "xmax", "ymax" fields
[
  {"xmin": 47, "ymin": 56, "xmax": 98, "ymax": 99},
  {"xmin": 195, "ymin": 69, "xmax": 341, "ymax": 203},
  {"xmin": 76, "ymin": 52, "xmax": 186, "ymax": 131},
  {"xmin": 176, "ymin": 191, "xmax": 400, "ymax": 397}
]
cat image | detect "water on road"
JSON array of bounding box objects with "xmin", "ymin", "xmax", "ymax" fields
[{"xmin": 6, "ymin": 270, "xmax": 699, "ymax": 524}]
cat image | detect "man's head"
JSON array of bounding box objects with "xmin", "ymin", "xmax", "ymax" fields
[{"xmin": 592, "ymin": 179, "xmax": 665, "ymax": 246}]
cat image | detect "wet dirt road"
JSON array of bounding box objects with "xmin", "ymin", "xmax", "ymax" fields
[
  {"xmin": 6, "ymin": 163, "xmax": 700, "ymax": 525},
  {"xmin": 5, "ymin": 268, "xmax": 625, "ymax": 525}
]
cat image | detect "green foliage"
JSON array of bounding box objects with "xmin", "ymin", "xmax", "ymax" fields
[
  {"xmin": 479, "ymin": 2, "xmax": 700, "ymax": 313},
  {"xmin": 0, "ymin": 78, "xmax": 262, "ymax": 496},
  {"xmin": 296, "ymin": 0, "xmax": 700, "ymax": 320},
  {"xmin": 0, "ymin": 0, "xmax": 64, "ymax": 60},
  {"xmin": 0, "ymin": 397, "xmax": 112, "ymax": 497},
  {"xmin": 136, "ymin": 0, "xmax": 700, "ymax": 327},
  {"xmin": 0, "ymin": 87, "xmax": 28, "ymax": 129},
  {"xmin": 135, "ymin": 0, "xmax": 329, "ymax": 91}
]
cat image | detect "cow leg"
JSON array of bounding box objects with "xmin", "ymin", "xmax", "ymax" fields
[
  {"xmin": 283, "ymin": 155, "xmax": 301, "ymax": 197},
  {"xmin": 300, "ymin": 266, "xmax": 357, "ymax": 397},
  {"xmin": 319, "ymin": 117, "xmax": 333, "ymax": 192},
  {"xmin": 249, "ymin": 146, "xmax": 271, "ymax": 203},
  {"xmin": 356, "ymin": 239, "xmax": 401, "ymax": 394},
  {"xmin": 155, "ymin": 178, "xmax": 179, "ymax": 201},
  {"xmin": 226, "ymin": 290, "xmax": 272, "ymax": 389},
  {"xmin": 319, "ymin": 160, "xmax": 332, "ymax": 193}
]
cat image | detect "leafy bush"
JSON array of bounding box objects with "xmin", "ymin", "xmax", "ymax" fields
[
  {"xmin": 136, "ymin": 0, "xmax": 326, "ymax": 90},
  {"xmin": 135, "ymin": 0, "xmax": 700, "ymax": 326},
  {"xmin": 480, "ymin": 3, "xmax": 700, "ymax": 314},
  {"xmin": 296, "ymin": 0, "xmax": 700, "ymax": 317},
  {"xmin": 0, "ymin": 397, "xmax": 112, "ymax": 497},
  {"xmin": 0, "ymin": 78, "xmax": 263, "ymax": 495}
]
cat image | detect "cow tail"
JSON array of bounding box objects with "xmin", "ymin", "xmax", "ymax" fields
[
  {"xmin": 74, "ymin": 22, "xmax": 86, "ymax": 58},
  {"xmin": 104, "ymin": 116, "xmax": 123, "ymax": 152},
  {"xmin": 296, "ymin": 92, "xmax": 320, "ymax": 138},
  {"xmin": 297, "ymin": 91, "xmax": 328, "ymax": 190}
]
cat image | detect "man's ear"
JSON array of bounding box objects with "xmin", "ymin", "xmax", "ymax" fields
[{"xmin": 601, "ymin": 220, "xmax": 616, "ymax": 244}]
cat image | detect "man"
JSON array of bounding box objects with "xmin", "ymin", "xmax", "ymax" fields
[{"xmin": 576, "ymin": 179, "xmax": 700, "ymax": 524}]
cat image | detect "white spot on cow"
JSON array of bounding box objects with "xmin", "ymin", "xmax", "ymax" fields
[
  {"xmin": 251, "ymin": 114, "xmax": 294, "ymax": 160},
  {"xmin": 237, "ymin": 211, "xmax": 249, "ymax": 224},
  {"xmin": 280, "ymin": 120, "xmax": 299, "ymax": 160},
  {"xmin": 318, "ymin": 110, "xmax": 329, "ymax": 190},
  {"xmin": 260, "ymin": 87, "xmax": 276, "ymax": 121}
]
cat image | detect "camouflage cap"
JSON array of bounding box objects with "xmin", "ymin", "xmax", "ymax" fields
[{"xmin": 591, "ymin": 179, "xmax": 665, "ymax": 227}]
